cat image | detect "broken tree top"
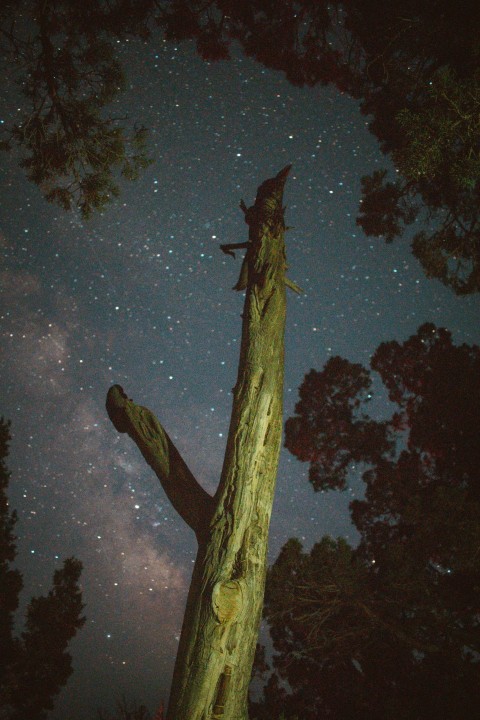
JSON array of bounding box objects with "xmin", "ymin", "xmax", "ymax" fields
[
  {"xmin": 220, "ymin": 164, "xmax": 302, "ymax": 294},
  {"xmin": 253, "ymin": 163, "xmax": 292, "ymax": 209}
]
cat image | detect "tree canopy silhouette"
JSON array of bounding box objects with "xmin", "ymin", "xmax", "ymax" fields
[
  {"xmin": 93, "ymin": 0, "xmax": 476, "ymax": 296},
  {"xmin": 0, "ymin": 0, "xmax": 151, "ymax": 217},
  {"xmin": 251, "ymin": 324, "xmax": 480, "ymax": 719},
  {"xmin": 2, "ymin": 1, "xmax": 478, "ymax": 290},
  {"xmin": 0, "ymin": 418, "xmax": 85, "ymax": 720}
]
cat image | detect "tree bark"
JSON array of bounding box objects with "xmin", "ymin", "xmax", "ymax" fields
[{"xmin": 106, "ymin": 166, "xmax": 296, "ymax": 719}]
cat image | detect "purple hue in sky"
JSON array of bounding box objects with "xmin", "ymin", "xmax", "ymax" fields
[{"xmin": 1, "ymin": 38, "xmax": 479, "ymax": 718}]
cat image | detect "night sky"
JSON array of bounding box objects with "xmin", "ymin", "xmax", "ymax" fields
[{"xmin": 1, "ymin": 36, "xmax": 479, "ymax": 718}]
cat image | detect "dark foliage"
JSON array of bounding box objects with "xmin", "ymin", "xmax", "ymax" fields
[
  {"xmin": 0, "ymin": 418, "xmax": 85, "ymax": 720},
  {"xmin": 0, "ymin": 419, "xmax": 23, "ymax": 682},
  {"xmin": 252, "ymin": 325, "xmax": 480, "ymax": 719},
  {"xmin": 0, "ymin": 0, "xmax": 151, "ymax": 218},
  {"xmin": 2, "ymin": 2, "xmax": 478, "ymax": 287},
  {"xmin": 96, "ymin": 695, "xmax": 155, "ymax": 720},
  {"xmin": 125, "ymin": 0, "xmax": 480, "ymax": 293},
  {"xmin": 284, "ymin": 356, "xmax": 392, "ymax": 491}
]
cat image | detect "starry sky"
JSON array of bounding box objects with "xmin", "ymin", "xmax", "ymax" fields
[{"xmin": 1, "ymin": 35, "xmax": 479, "ymax": 719}]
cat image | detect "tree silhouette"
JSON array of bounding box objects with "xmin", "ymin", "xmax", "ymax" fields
[
  {"xmin": 122, "ymin": 0, "xmax": 480, "ymax": 293},
  {"xmin": 284, "ymin": 356, "xmax": 392, "ymax": 491},
  {"xmin": 251, "ymin": 324, "xmax": 480, "ymax": 719},
  {"xmin": 0, "ymin": 0, "xmax": 151, "ymax": 217},
  {"xmin": 96, "ymin": 696, "xmax": 153, "ymax": 720},
  {"xmin": 0, "ymin": 418, "xmax": 85, "ymax": 720},
  {"xmin": 96, "ymin": 696, "xmax": 166, "ymax": 719},
  {"xmin": 2, "ymin": 2, "xmax": 478, "ymax": 288}
]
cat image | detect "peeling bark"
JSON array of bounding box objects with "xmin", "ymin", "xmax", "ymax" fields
[{"xmin": 106, "ymin": 166, "xmax": 297, "ymax": 719}]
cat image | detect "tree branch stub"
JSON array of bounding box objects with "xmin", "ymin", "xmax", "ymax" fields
[{"xmin": 105, "ymin": 384, "xmax": 214, "ymax": 541}]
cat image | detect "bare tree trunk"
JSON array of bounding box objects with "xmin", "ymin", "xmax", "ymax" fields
[{"xmin": 106, "ymin": 166, "xmax": 299, "ymax": 719}]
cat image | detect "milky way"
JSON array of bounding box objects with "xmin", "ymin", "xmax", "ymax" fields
[{"xmin": 1, "ymin": 37, "xmax": 479, "ymax": 718}]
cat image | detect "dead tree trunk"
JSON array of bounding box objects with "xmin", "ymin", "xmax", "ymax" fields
[{"xmin": 106, "ymin": 166, "xmax": 299, "ymax": 719}]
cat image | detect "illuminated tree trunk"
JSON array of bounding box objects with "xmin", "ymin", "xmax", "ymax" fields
[{"xmin": 106, "ymin": 166, "xmax": 299, "ymax": 719}]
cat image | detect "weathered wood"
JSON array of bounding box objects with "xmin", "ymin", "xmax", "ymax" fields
[
  {"xmin": 105, "ymin": 384, "xmax": 215, "ymax": 541},
  {"xmin": 106, "ymin": 166, "xmax": 296, "ymax": 719}
]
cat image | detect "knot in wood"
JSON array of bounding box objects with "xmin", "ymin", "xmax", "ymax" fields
[{"xmin": 212, "ymin": 579, "xmax": 245, "ymax": 624}]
